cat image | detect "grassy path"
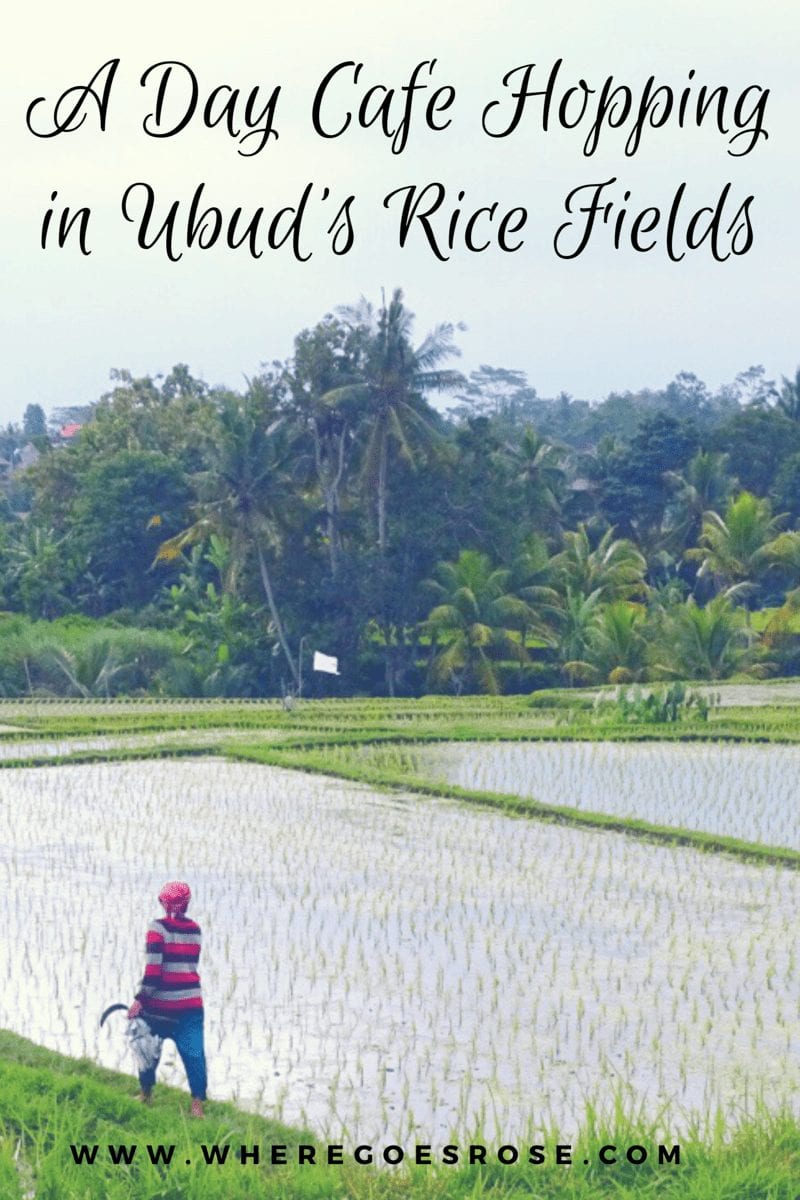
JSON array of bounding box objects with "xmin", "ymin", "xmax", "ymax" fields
[{"xmin": 2, "ymin": 1031, "xmax": 799, "ymax": 1199}]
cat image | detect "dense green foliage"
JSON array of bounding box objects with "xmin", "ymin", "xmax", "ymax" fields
[
  {"xmin": 0, "ymin": 615, "xmax": 187, "ymax": 697},
  {"xmin": 3, "ymin": 299, "xmax": 800, "ymax": 696}
]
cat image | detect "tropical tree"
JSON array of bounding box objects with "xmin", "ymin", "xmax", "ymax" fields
[
  {"xmin": 288, "ymin": 316, "xmax": 368, "ymax": 578},
  {"xmin": 338, "ymin": 288, "xmax": 463, "ymax": 553},
  {"xmin": 5, "ymin": 524, "xmax": 73, "ymax": 619},
  {"xmin": 22, "ymin": 404, "xmax": 47, "ymax": 439},
  {"xmin": 771, "ymin": 452, "xmax": 800, "ymax": 525},
  {"xmin": 649, "ymin": 595, "xmax": 752, "ymax": 680},
  {"xmin": 423, "ymin": 550, "xmax": 534, "ymax": 694},
  {"xmin": 546, "ymin": 586, "xmax": 603, "ymax": 681},
  {"xmin": 760, "ymin": 587, "xmax": 800, "ymax": 675},
  {"xmin": 508, "ymin": 533, "xmax": 561, "ymax": 665},
  {"xmin": 761, "ymin": 529, "xmax": 800, "ymax": 578},
  {"xmin": 777, "ymin": 367, "xmax": 800, "ymax": 421},
  {"xmin": 663, "ymin": 450, "xmax": 736, "ymax": 553},
  {"xmin": 589, "ymin": 412, "xmax": 699, "ymax": 540},
  {"xmin": 447, "ymin": 364, "xmax": 537, "ymax": 425},
  {"xmin": 71, "ymin": 448, "xmax": 191, "ymax": 612},
  {"xmin": 163, "ymin": 539, "xmax": 276, "ymax": 696},
  {"xmin": 582, "ymin": 601, "xmax": 649, "ymax": 684},
  {"xmin": 42, "ymin": 628, "xmax": 183, "ymax": 697},
  {"xmin": 713, "ymin": 407, "xmax": 800, "ymax": 496},
  {"xmin": 549, "ymin": 525, "xmax": 648, "ymax": 604},
  {"xmin": 155, "ymin": 387, "xmax": 300, "ymax": 688},
  {"xmin": 688, "ymin": 491, "xmax": 785, "ymax": 607},
  {"xmin": 503, "ymin": 425, "xmax": 566, "ymax": 536},
  {"xmin": 512, "ymin": 534, "xmax": 558, "ymax": 605},
  {"xmin": 444, "ymin": 416, "xmax": 521, "ymax": 564}
]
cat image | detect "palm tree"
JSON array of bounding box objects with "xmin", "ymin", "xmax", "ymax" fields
[
  {"xmin": 288, "ymin": 317, "xmax": 368, "ymax": 579},
  {"xmin": 763, "ymin": 529, "xmax": 800, "ymax": 578},
  {"xmin": 44, "ymin": 630, "xmax": 180, "ymax": 697},
  {"xmin": 338, "ymin": 288, "xmax": 463, "ymax": 553},
  {"xmin": 663, "ymin": 450, "xmax": 736, "ymax": 553},
  {"xmin": 649, "ymin": 595, "xmax": 752, "ymax": 680},
  {"xmin": 583, "ymin": 601, "xmax": 648, "ymax": 684},
  {"xmin": 511, "ymin": 533, "xmax": 561, "ymax": 648},
  {"xmin": 504, "ymin": 425, "xmax": 566, "ymax": 536},
  {"xmin": 550, "ymin": 525, "xmax": 648, "ymax": 604},
  {"xmin": 423, "ymin": 550, "xmax": 535, "ymax": 694},
  {"xmin": 688, "ymin": 491, "xmax": 785, "ymax": 608},
  {"xmin": 155, "ymin": 390, "xmax": 300, "ymax": 688},
  {"xmin": 760, "ymin": 586, "xmax": 800, "ymax": 673},
  {"xmin": 547, "ymin": 586, "xmax": 603, "ymax": 682}
]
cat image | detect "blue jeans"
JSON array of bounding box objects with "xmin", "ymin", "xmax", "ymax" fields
[{"xmin": 138, "ymin": 1009, "xmax": 207, "ymax": 1100}]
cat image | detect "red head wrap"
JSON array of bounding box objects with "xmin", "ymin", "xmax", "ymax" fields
[{"xmin": 158, "ymin": 880, "xmax": 191, "ymax": 917}]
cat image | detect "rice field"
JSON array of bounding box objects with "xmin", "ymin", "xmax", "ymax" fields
[
  {"xmin": 592, "ymin": 681, "xmax": 800, "ymax": 708},
  {"xmin": 1, "ymin": 757, "xmax": 798, "ymax": 1147},
  {"xmin": 0, "ymin": 727, "xmax": 283, "ymax": 760},
  {"xmin": 413, "ymin": 740, "xmax": 800, "ymax": 851}
]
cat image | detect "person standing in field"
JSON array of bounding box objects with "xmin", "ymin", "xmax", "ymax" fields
[{"xmin": 128, "ymin": 881, "xmax": 207, "ymax": 1118}]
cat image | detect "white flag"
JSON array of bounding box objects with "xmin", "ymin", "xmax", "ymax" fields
[{"xmin": 312, "ymin": 650, "xmax": 340, "ymax": 675}]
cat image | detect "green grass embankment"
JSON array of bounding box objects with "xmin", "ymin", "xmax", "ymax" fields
[{"xmin": 2, "ymin": 1031, "xmax": 800, "ymax": 1199}]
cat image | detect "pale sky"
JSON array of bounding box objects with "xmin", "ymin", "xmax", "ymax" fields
[{"xmin": 2, "ymin": 0, "xmax": 798, "ymax": 423}]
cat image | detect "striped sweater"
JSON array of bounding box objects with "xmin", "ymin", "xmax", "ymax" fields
[{"xmin": 135, "ymin": 915, "xmax": 203, "ymax": 1014}]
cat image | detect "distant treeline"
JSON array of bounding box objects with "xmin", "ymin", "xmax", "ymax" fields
[{"xmin": 2, "ymin": 288, "xmax": 800, "ymax": 697}]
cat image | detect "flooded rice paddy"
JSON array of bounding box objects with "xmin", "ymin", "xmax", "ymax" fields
[
  {"xmin": 0, "ymin": 758, "xmax": 798, "ymax": 1143},
  {"xmin": 415, "ymin": 740, "xmax": 800, "ymax": 851},
  {"xmin": 0, "ymin": 728, "xmax": 283, "ymax": 759}
]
